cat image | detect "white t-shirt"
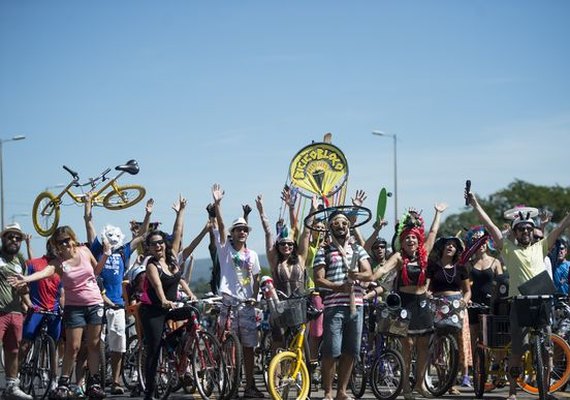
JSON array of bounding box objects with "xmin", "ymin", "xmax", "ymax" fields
[{"xmin": 214, "ymin": 228, "xmax": 260, "ymax": 300}]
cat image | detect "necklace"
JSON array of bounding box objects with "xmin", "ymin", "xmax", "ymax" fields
[{"xmin": 442, "ymin": 264, "xmax": 456, "ymax": 284}]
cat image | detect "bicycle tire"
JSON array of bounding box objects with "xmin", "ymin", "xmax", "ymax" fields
[
  {"xmin": 32, "ymin": 191, "xmax": 60, "ymax": 237},
  {"xmin": 103, "ymin": 185, "xmax": 146, "ymax": 210},
  {"xmin": 473, "ymin": 347, "xmax": 487, "ymax": 398},
  {"xmin": 268, "ymin": 350, "xmax": 310, "ymax": 400},
  {"xmin": 221, "ymin": 331, "xmax": 242, "ymax": 400},
  {"xmin": 259, "ymin": 330, "xmax": 273, "ymax": 392},
  {"xmin": 534, "ymin": 336, "xmax": 548, "ymax": 400},
  {"xmin": 30, "ymin": 334, "xmax": 57, "ymax": 400},
  {"xmin": 349, "ymin": 341, "xmax": 368, "ymax": 399},
  {"xmin": 122, "ymin": 335, "xmax": 140, "ymax": 390},
  {"xmin": 425, "ymin": 333, "xmax": 459, "ymax": 397},
  {"xmin": 370, "ymin": 348, "xmax": 405, "ymax": 400},
  {"xmin": 517, "ymin": 333, "xmax": 570, "ymax": 394},
  {"xmin": 192, "ymin": 330, "xmax": 226, "ymax": 400}
]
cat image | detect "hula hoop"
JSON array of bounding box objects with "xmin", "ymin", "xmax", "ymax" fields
[{"xmin": 303, "ymin": 205, "xmax": 372, "ymax": 232}]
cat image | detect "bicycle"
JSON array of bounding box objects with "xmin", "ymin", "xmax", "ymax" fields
[
  {"xmin": 350, "ymin": 296, "xmax": 405, "ymax": 400},
  {"xmin": 18, "ymin": 310, "xmax": 60, "ymax": 400},
  {"xmin": 148, "ymin": 301, "xmax": 226, "ymax": 400},
  {"xmin": 267, "ymin": 294, "xmax": 319, "ymax": 400},
  {"xmin": 32, "ymin": 159, "xmax": 146, "ymax": 237},
  {"xmin": 472, "ymin": 308, "xmax": 570, "ymax": 398}
]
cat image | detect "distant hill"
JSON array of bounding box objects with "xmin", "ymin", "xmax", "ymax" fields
[{"xmin": 186, "ymin": 254, "xmax": 269, "ymax": 288}]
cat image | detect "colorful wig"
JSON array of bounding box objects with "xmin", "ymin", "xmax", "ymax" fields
[{"xmin": 397, "ymin": 210, "xmax": 428, "ymax": 286}]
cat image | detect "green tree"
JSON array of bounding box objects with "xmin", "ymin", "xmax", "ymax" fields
[{"xmin": 440, "ymin": 180, "xmax": 570, "ymax": 237}]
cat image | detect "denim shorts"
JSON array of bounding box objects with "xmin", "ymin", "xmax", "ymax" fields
[
  {"xmin": 63, "ymin": 304, "xmax": 104, "ymax": 328},
  {"xmin": 321, "ymin": 305, "xmax": 363, "ymax": 358}
]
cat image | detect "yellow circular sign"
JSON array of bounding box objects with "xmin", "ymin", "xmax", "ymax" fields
[{"xmin": 289, "ymin": 142, "xmax": 349, "ymax": 198}]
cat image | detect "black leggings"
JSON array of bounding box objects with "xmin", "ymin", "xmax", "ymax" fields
[{"xmin": 140, "ymin": 304, "xmax": 168, "ymax": 397}]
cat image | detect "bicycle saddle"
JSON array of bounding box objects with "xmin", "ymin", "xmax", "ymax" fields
[{"xmin": 116, "ymin": 159, "xmax": 140, "ymax": 175}]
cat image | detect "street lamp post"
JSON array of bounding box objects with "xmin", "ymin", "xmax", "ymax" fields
[
  {"xmin": 371, "ymin": 131, "xmax": 398, "ymax": 223},
  {"xmin": 0, "ymin": 135, "xmax": 26, "ymax": 228}
]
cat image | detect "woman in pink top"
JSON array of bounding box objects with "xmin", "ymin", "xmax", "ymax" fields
[{"xmin": 9, "ymin": 226, "xmax": 110, "ymax": 399}]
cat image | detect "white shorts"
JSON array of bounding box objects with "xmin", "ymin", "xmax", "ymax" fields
[{"xmin": 106, "ymin": 308, "xmax": 127, "ymax": 353}]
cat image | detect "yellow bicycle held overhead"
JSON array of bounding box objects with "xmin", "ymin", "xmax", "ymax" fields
[{"xmin": 32, "ymin": 159, "xmax": 146, "ymax": 237}]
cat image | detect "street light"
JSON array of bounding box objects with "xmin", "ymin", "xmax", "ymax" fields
[
  {"xmin": 372, "ymin": 130, "xmax": 398, "ymax": 224},
  {"xmin": 0, "ymin": 135, "xmax": 26, "ymax": 228}
]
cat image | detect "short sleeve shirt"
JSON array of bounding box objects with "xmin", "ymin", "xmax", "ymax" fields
[
  {"xmin": 503, "ymin": 238, "xmax": 549, "ymax": 297},
  {"xmin": 0, "ymin": 254, "xmax": 27, "ymax": 313},
  {"xmin": 91, "ymin": 239, "xmax": 132, "ymax": 306}
]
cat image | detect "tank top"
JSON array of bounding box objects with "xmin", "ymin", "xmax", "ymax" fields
[
  {"xmin": 470, "ymin": 267, "xmax": 495, "ymax": 305},
  {"xmin": 274, "ymin": 262, "xmax": 304, "ymax": 297},
  {"xmin": 397, "ymin": 261, "xmax": 422, "ymax": 287},
  {"xmin": 61, "ymin": 248, "xmax": 103, "ymax": 307},
  {"xmin": 141, "ymin": 262, "xmax": 182, "ymax": 306}
]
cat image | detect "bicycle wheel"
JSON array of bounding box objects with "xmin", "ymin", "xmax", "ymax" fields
[
  {"xmin": 31, "ymin": 335, "xmax": 57, "ymax": 400},
  {"xmin": 425, "ymin": 333, "xmax": 459, "ymax": 398},
  {"xmin": 349, "ymin": 343, "xmax": 367, "ymax": 398},
  {"xmin": 259, "ymin": 330, "xmax": 273, "ymax": 391},
  {"xmin": 32, "ymin": 191, "xmax": 60, "ymax": 237},
  {"xmin": 370, "ymin": 349, "xmax": 405, "ymax": 400},
  {"xmin": 221, "ymin": 331, "xmax": 242, "ymax": 400},
  {"xmin": 268, "ymin": 351, "xmax": 310, "ymax": 400},
  {"xmin": 473, "ymin": 347, "xmax": 487, "ymax": 398},
  {"xmin": 103, "ymin": 185, "xmax": 146, "ymax": 210},
  {"xmin": 155, "ymin": 343, "xmax": 171, "ymax": 399},
  {"xmin": 192, "ymin": 330, "xmax": 226, "ymax": 400},
  {"xmin": 534, "ymin": 337, "xmax": 548, "ymax": 400},
  {"xmin": 518, "ymin": 333, "xmax": 570, "ymax": 394},
  {"xmin": 122, "ymin": 335, "xmax": 140, "ymax": 390}
]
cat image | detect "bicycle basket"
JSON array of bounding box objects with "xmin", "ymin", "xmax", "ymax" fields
[
  {"xmin": 479, "ymin": 314, "xmax": 511, "ymax": 348},
  {"xmin": 431, "ymin": 296, "xmax": 466, "ymax": 334},
  {"xmin": 375, "ymin": 303, "xmax": 410, "ymax": 337},
  {"xmin": 269, "ymin": 297, "xmax": 307, "ymax": 328},
  {"xmin": 513, "ymin": 295, "xmax": 553, "ymax": 329}
]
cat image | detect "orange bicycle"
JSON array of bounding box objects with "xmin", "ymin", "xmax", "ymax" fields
[{"xmin": 32, "ymin": 159, "xmax": 146, "ymax": 237}]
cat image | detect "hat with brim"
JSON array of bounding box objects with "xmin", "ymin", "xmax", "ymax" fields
[
  {"xmin": 1, "ymin": 222, "xmax": 24, "ymax": 238},
  {"xmin": 434, "ymin": 236, "xmax": 465, "ymax": 255},
  {"xmin": 229, "ymin": 217, "xmax": 252, "ymax": 232}
]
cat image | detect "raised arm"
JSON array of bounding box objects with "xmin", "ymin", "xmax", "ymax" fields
[
  {"xmin": 466, "ymin": 192, "xmax": 504, "ymax": 251},
  {"xmin": 297, "ymin": 195, "xmax": 318, "ymax": 262},
  {"xmin": 84, "ymin": 193, "xmax": 97, "ymax": 245},
  {"xmin": 170, "ymin": 195, "xmax": 187, "ymax": 254},
  {"xmin": 24, "ymin": 234, "xmax": 34, "ymax": 261},
  {"xmin": 212, "ymin": 183, "xmax": 227, "ymax": 245},
  {"xmin": 424, "ymin": 203, "xmax": 448, "ymax": 254},
  {"xmin": 281, "ymin": 185, "xmax": 298, "ymax": 237},
  {"xmin": 255, "ymin": 194, "xmax": 277, "ymax": 264},
  {"xmin": 130, "ymin": 198, "xmax": 154, "ymax": 251},
  {"xmin": 363, "ymin": 220, "xmax": 388, "ymax": 254},
  {"xmin": 181, "ymin": 221, "xmax": 211, "ymax": 262},
  {"xmin": 89, "ymin": 241, "xmax": 111, "ymax": 276},
  {"xmin": 546, "ymin": 211, "xmax": 570, "ymax": 250}
]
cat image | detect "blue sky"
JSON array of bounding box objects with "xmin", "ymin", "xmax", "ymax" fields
[{"xmin": 1, "ymin": 1, "xmax": 569, "ymax": 260}]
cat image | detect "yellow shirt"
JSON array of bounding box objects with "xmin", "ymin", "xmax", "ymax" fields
[{"xmin": 503, "ymin": 238, "xmax": 549, "ymax": 297}]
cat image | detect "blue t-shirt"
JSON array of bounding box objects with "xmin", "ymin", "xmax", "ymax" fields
[
  {"xmin": 553, "ymin": 260, "xmax": 570, "ymax": 295},
  {"xmin": 91, "ymin": 238, "xmax": 132, "ymax": 306}
]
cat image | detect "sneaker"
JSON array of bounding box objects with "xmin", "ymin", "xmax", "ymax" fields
[
  {"xmin": 461, "ymin": 375, "xmax": 472, "ymax": 388},
  {"xmin": 110, "ymin": 385, "xmax": 125, "ymax": 395},
  {"xmin": 243, "ymin": 386, "xmax": 265, "ymax": 399},
  {"xmin": 68, "ymin": 385, "xmax": 85, "ymax": 399},
  {"xmin": 5, "ymin": 384, "xmax": 33, "ymax": 400}
]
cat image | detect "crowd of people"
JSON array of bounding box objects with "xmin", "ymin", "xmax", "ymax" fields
[{"xmin": 0, "ymin": 184, "xmax": 569, "ymax": 400}]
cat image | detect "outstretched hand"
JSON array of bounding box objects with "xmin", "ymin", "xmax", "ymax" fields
[
  {"xmin": 172, "ymin": 195, "xmax": 187, "ymax": 214},
  {"xmin": 7, "ymin": 273, "xmax": 26, "ymax": 289},
  {"xmin": 212, "ymin": 184, "xmax": 224, "ymax": 203},
  {"xmin": 145, "ymin": 198, "xmax": 154, "ymax": 214},
  {"xmin": 255, "ymin": 194, "xmax": 264, "ymax": 212},
  {"xmin": 351, "ymin": 189, "xmax": 367, "ymax": 207},
  {"xmin": 242, "ymin": 204, "xmax": 252, "ymax": 219},
  {"xmin": 434, "ymin": 203, "xmax": 448, "ymax": 213}
]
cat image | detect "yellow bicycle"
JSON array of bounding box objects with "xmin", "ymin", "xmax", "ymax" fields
[{"xmin": 32, "ymin": 159, "xmax": 146, "ymax": 237}]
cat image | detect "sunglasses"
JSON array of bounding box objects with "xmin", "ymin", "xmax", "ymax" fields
[
  {"xmin": 5, "ymin": 234, "xmax": 23, "ymax": 242},
  {"xmin": 149, "ymin": 239, "xmax": 165, "ymax": 246},
  {"xmin": 278, "ymin": 242, "xmax": 295, "ymax": 248},
  {"xmin": 56, "ymin": 237, "xmax": 72, "ymax": 246},
  {"xmin": 515, "ymin": 226, "xmax": 533, "ymax": 233},
  {"xmin": 234, "ymin": 226, "xmax": 249, "ymax": 233}
]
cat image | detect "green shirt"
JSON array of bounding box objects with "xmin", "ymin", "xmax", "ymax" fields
[
  {"xmin": 502, "ymin": 238, "xmax": 549, "ymax": 297},
  {"xmin": 0, "ymin": 254, "xmax": 27, "ymax": 313}
]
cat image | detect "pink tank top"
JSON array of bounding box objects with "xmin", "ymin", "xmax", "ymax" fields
[{"xmin": 61, "ymin": 248, "xmax": 103, "ymax": 306}]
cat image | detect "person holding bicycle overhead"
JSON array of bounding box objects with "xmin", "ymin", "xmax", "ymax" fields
[
  {"xmin": 138, "ymin": 196, "xmax": 194, "ymax": 400},
  {"xmin": 466, "ymin": 191, "xmax": 570, "ymax": 400},
  {"xmin": 84, "ymin": 194, "xmax": 154, "ymax": 395},
  {"xmin": 8, "ymin": 225, "xmax": 111, "ymax": 400},
  {"xmin": 211, "ymin": 183, "xmax": 265, "ymax": 399},
  {"xmin": 314, "ymin": 209, "xmax": 373, "ymax": 400}
]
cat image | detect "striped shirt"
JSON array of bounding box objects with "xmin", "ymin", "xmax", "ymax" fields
[{"xmin": 314, "ymin": 242, "xmax": 369, "ymax": 308}]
